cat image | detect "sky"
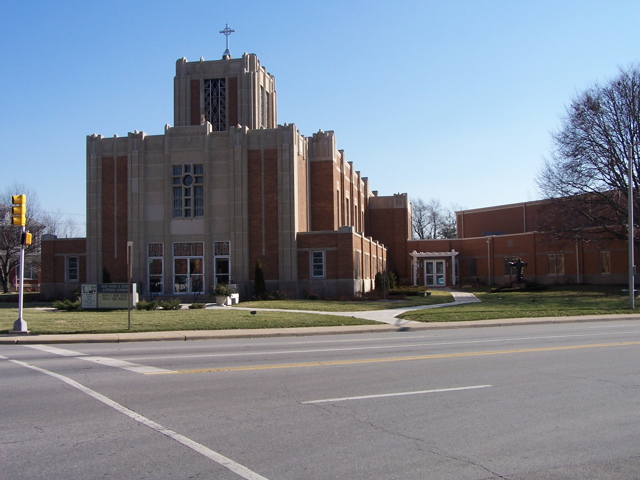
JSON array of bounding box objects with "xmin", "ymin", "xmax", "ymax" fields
[{"xmin": 2, "ymin": 0, "xmax": 640, "ymax": 236}]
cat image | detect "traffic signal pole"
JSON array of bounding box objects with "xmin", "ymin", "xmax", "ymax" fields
[
  {"xmin": 13, "ymin": 225, "xmax": 28, "ymax": 333},
  {"xmin": 11, "ymin": 194, "xmax": 28, "ymax": 333}
]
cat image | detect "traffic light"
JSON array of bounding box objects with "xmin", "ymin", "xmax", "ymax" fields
[
  {"xmin": 11, "ymin": 194, "xmax": 26, "ymax": 227},
  {"xmin": 22, "ymin": 231, "xmax": 33, "ymax": 246}
]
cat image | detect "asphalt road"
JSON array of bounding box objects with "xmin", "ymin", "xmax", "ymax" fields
[{"xmin": 2, "ymin": 320, "xmax": 640, "ymax": 479}]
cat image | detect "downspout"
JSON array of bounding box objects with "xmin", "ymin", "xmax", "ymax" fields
[
  {"xmin": 575, "ymin": 237, "xmax": 581, "ymax": 284},
  {"xmin": 486, "ymin": 236, "xmax": 492, "ymax": 286}
]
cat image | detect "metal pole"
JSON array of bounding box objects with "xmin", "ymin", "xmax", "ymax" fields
[
  {"xmin": 127, "ymin": 241, "xmax": 133, "ymax": 329},
  {"xmin": 13, "ymin": 226, "xmax": 28, "ymax": 332},
  {"xmin": 629, "ymin": 144, "xmax": 635, "ymax": 310}
]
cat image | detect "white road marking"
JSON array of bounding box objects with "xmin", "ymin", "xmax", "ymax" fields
[
  {"xmin": 4, "ymin": 356, "xmax": 270, "ymax": 480},
  {"xmin": 129, "ymin": 331, "xmax": 640, "ymax": 361},
  {"xmin": 25, "ymin": 344, "xmax": 88, "ymax": 356},
  {"xmin": 302, "ymin": 385, "xmax": 492, "ymax": 404},
  {"xmin": 24, "ymin": 344, "xmax": 174, "ymax": 374}
]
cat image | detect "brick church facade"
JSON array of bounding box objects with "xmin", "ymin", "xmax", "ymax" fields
[
  {"xmin": 40, "ymin": 50, "xmax": 633, "ymax": 300},
  {"xmin": 40, "ymin": 52, "xmax": 412, "ymax": 300}
]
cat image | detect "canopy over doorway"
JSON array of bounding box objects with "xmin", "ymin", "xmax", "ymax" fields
[{"xmin": 410, "ymin": 249, "xmax": 459, "ymax": 287}]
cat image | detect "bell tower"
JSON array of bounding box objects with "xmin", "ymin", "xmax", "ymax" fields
[{"xmin": 173, "ymin": 29, "xmax": 277, "ymax": 131}]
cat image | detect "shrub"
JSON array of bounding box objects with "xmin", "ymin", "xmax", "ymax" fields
[
  {"xmin": 52, "ymin": 299, "xmax": 80, "ymax": 311},
  {"xmin": 159, "ymin": 299, "xmax": 181, "ymax": 310},
  {"xmin": 136, "ymin": 300, "xmax": 158, "ymax": 311},
  {"xmin": 308, "ymin": 293, "xmax": 319, "ymax": 300},
  {"xmin": 266, "ymin": 290, "xmax": 290, "ymax": 300},
  {"xmin": 189, "ymin": 303, "xmax": 205, "ymax": 309},
  {"xmin": 212, "ymin": 283, "xmax": 234, "ymax": 297},
  {"xmin": 375, "ymin": 270, "xmax": 397, "ymax": 291}
]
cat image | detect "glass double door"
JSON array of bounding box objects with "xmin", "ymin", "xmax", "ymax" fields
[{"xmin": 424, "ymin": 260, "xmax": 445, "ymax": 286}]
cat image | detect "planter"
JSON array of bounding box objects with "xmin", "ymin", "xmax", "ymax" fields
[{"xmin": 215, "ymin": 295, "xmax": 228, "ymax": 306}]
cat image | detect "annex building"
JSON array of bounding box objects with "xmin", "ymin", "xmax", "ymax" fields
[
  {"xmin": 407, "ymin": 200, "xmax": 631, "ymax": 288},
  {"xmin": 40, "ymin": 49, "xmax": 412, "ymax": 300}
]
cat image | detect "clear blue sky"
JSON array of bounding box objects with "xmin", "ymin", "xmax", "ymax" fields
[{"xmin": 2, "ymin": 0, "xmax": 640, "ymax": 235}]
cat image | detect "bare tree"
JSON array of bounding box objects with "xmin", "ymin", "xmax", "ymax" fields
[
  {"xmin": 439, "ymin": 203, "xmax": 460, "ymax": 239},
  {"xmin": 412, "ymin": 197, "xmax": 458, "ymax": 239},
  {"xmin": 0, "ymin": 184, "xmax": 45, "ymax": 293},
  {"xmin": 411, "ymin": 198, "xmax": 429, "ymax": 239},
  {"xmin": 40, "ymin": 209, "xmax": 80, "ymax": 238},
  {"xmin": 536, "ymin": 65, "xmax": 640, "ymax": 243}
]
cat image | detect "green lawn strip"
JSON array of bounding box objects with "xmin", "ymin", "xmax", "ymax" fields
[
  {"xmin": 0, "ymin": 309, "xmax": 379, "ymax": 335},
  {"xmin": 398, "ymin": 286, "xmax": 633, "ymax": 322}
]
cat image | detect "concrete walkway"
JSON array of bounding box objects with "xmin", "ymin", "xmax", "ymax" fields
[{"xmin": 233, "ymin": 289, "xmax": 481, "ymax": 328}]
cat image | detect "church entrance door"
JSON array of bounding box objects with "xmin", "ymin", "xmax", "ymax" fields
[{"xmin": 424, "ymin": 260, "xmax": 446, "ymax": 286}]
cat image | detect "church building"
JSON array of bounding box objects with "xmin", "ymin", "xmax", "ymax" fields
[{"xmin": 40, "ymin": 43, "xmax": 412, "ymax": 300}]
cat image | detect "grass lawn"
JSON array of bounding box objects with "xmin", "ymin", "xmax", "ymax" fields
[
  {"xmin": 0, "ymin": 286, "xmax": 635, "ymax": 334},
  {"xmin": 398, "ymin": 285, "xmax": 635, "ymax": 322},
  {"xmin": 0, "ymin": 306, "xmax": 381, "ymax": 335}
]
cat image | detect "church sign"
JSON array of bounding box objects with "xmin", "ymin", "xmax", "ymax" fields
[{"xmin": 81, "ymin": 284, "xmax": 138, "ymax": 310}]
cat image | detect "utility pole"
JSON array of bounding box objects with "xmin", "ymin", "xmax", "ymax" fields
[{"xmin": 629, "ymin": 144, "xmax": 635, "ymax": 310}]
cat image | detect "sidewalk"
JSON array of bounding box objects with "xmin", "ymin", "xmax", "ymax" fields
[{"xmin": 3, "ymin": 291, "xmax": 640, "ymax": 345}]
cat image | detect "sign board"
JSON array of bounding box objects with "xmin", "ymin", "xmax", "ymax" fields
[{"xmin": 81, "ymin": 284, "xmax": 138, "ymax": 309}]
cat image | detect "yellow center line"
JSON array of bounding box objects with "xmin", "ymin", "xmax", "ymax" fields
[{"xmin": 146, "ymin": 340, "xmax": 640, "ymax": 375}]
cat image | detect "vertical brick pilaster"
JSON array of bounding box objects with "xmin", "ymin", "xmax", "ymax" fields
[{"xmin": 101, "ymin": 156, "xmax": 129, "ymax": 282}]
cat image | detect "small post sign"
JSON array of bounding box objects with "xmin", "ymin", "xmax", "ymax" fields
[{"xmin": 81, "ymin": 284, "xmax": 138, "ymax": 309}]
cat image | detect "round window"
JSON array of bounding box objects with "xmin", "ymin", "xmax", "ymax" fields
[{"xmin": 183, "ymin": 174, "xmax": 193, "ymax": 186}]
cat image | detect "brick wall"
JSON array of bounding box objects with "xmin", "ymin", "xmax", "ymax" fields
[
  {"xmin": 457, "ymin": 201, "xmax": 547, "ymax": 238},
  {"xmin": 248, "ymin": 148, "xmax": 280, "ymax": 280},
  {"xmin": 368, "ymin": 195, "xmax": 411, "ymax": 282},
  {"xmin": 100, "ymin": 156, "xmax": 129, "ymax": 282},
  {"xmin": 309, "ymin": 160, "xmax": 336, "ymax": 231}
]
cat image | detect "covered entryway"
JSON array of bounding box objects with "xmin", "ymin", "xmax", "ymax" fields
[{"xmin": 410, "ymin": 250, "xmax": 459, "ymax": 287}]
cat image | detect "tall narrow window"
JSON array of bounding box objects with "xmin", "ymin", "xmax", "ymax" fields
[
  {"xmin": 345, "ymin": 198, "xmax": 350, "ymax": 226},
  {"xmin": 469, "ymin": 258, "xmax": 477, "ymax": 277},
  {"xmin": 600, "ymin": 251, "xmax": 611, "ymax": 274},
  {"xmin": 172, "ymin": 164, "xmax": 204, "ymax": 218},
  {"xmin": 365, "ymin": 253, "xmax": 370, "ymax": 279},
  {"xmin": 214, "ymin": 241, "xmax": 231, "ymax": 285},
  {"xmin": 66, "ymin": 256, "xmax": 79, "ymax": 282},
  {"xmin": 547, "ymin": 253, "xmax": 565, "ymax": 276},
  {"xmin": 148, "ymin": 243, "xmax": 164, "ymax": 294},
  {"xmin": 173, "ymin": 242, "xmax": 204, "ymax": 294},
  {"xmin": 312, "ymin": 251, "xmax": 325, "ymax": 278},
  {"xmin": 260, "ymin": 86, "xmax": 266, "ymax": 128},
  {"xmin": 204, "ymin": 78, "xmax": 226, "ymax": 131},
  {"xmin": 504, "ymin": 257, "xmax": 518, "ymax": 276}
]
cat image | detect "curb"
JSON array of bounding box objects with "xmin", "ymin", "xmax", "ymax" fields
[{"xmin": 2, "ymin": 314, "xmax": 640, "ymax": 345}]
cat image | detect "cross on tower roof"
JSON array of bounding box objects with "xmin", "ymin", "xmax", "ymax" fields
[{"xmin": 220, "ymin": 23, "xmax": 235, "ymax": 59}]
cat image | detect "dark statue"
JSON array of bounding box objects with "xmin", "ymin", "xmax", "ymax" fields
[{"xmin": 508, "ymin": 258, "xmax": 527, "ymax": 283}]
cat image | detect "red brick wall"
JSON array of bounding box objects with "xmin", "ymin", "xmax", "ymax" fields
[
  {"xmin": 41, "ymin": 238, "xmax": 87, "ymax": 284},
  {"xmin": 368, "ymin": 207, "xmax": 411, "ymax": 281},
  {"xmin": 309, "ymin": 160, "xmax": 336, "ymax": 231},
  {"xmin": 457, "ymin": 202, "xmax": 547, "ymax": 238},
  {"xmin": 248, "ymin": 148, "xmax": 280, "ymax": 280},
  {"xmin": 101, "ymin": 156, "xmax": 129, "ymax": 282},
  {"xmin": 297, "ymin": 231, "xmax": 387, "ymax": 281}
]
